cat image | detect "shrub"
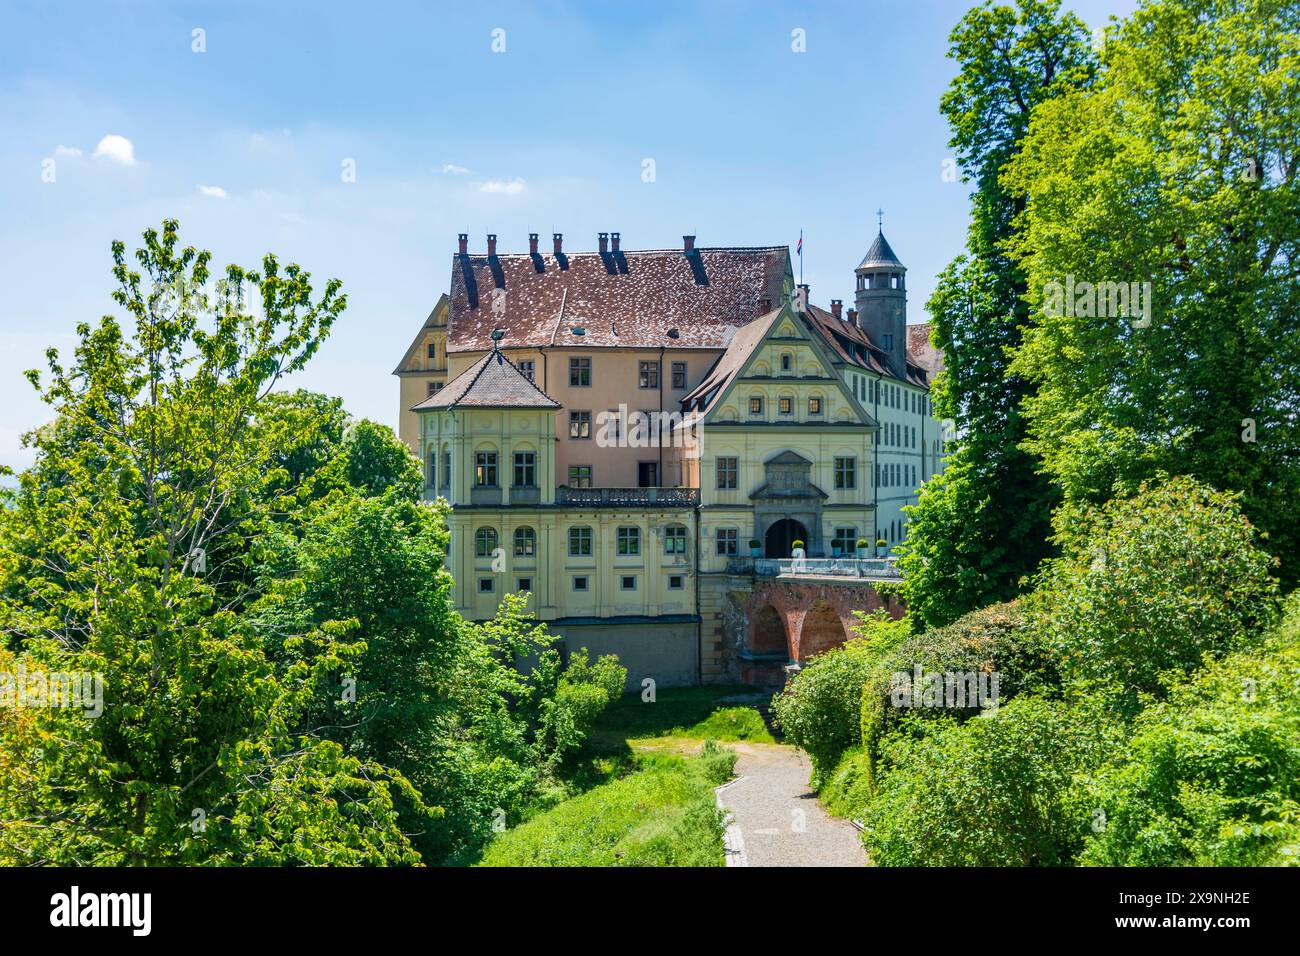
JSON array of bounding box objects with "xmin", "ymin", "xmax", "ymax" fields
[
  {"xmin": 773, "ymin": 611, "xmax": 910, "ymax": 785},
  {"xmin": 1077, "ymin": 594, "xmax": 1300, "ymax": 866},
  {"xmin": 820, "ymin": 747, "xmax": 875, "ymax": 820},
  {"xmin": 538, "ymin": 648, "xmax": 627, "ymax": 765},
  {"xmin": 861, "ymin": 695, "xmax": 1122, "ymax": 866},
  {"xmin": 697, "ymin": 739, "xmax": 739, "ymax": 785},
  {"xmin": 859, "ymin": 601, "xmax": 1060, "ymax": 768},
  {"xmin": 1033, "ymin": 476, "xmax": 1279, "ymax": 707}
]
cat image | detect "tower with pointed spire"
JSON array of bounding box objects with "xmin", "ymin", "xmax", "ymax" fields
[{"xmin": 854, "ymin": 224, "xmax": 908, "ymax": 379}]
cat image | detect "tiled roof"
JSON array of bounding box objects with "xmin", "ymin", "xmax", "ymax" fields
[
  {"xmin": 412, "ymin": 348, "xmax": 561, "ymax": 411},
  {"xmin": 681, "ymin": 308, "xmax": 783, "ymax": 411},
  {"xmin": 907, "ymin": 323, "xmax": 944, "ymax": 381},
  {"xmin": 803, "ymin": 305, "xmax": 931, "ymax": 387},
  {"xmin": 856, "ymin": 231, "xmax": 904, "ymax": 271},
  {"xmin": 446, "ymin": 245, "xmax": 791, "ymax": 352}
]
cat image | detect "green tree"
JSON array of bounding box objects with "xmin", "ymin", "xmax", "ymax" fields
[
  {"xmin": 901, "ymin": 0, "xmax": 1096, "ymax": 627},
  {"xmin": 1030, "ymin": 476, "xmax": 1279, "ymax": 710},
  {"xmin": 0, "ymin": 220, "xmax": 433, "ymax": 864},
  {"xmin": 1004, "ymin": 0, "xmax": 1300, "ymax": 583}
]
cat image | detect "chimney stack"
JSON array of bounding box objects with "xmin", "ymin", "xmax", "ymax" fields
[
  {"xmin": 486, "ymin": 233, "xmax": 497, "ymax": 257},
  {"xmin": 848, "ymin": 307, "xmax": 858, "ymax": 324},
  {"xmin": 528, "ymin": 232, "xmax": 539, "ymax": 255},
  {"xmin": 758, "ymin": 295, "xmax": 772, "ymax": 315},
  {"xmin": 611, "ymin": 232, "xmax": 620, "ymax": 252},
  {"xmin": 553, "ymin": 233, "xmax": 563, "ymax": 255},
  {"xmin": 458, "ymin": 233, "xmax": 468, "ymax": 255},
  {"xmin": 795, "ymin": 284, "xmax": 810, "ymax": 313},
  {"xmin": 683, "ymin": 235, "xmax": 696, "ymax": 253},
  {"xmin": 598, "ymin": 232, "xmax": 609, "ymax": 254},
  {"xmin": 831, "ymin": 299, "xmax": 843, "ymax": 319}
]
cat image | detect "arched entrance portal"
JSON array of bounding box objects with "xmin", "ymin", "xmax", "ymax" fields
[
  {"xmin": 750, "ymin": 605, "xmax": 788, "ymax": 657},
  {"xmin": 765, "ymin": 518, "xmax": 808, "ymax": 558}
]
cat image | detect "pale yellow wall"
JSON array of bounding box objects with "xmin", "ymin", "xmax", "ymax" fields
[{"xmin": 395, "ymin": 305, "xmax": 449, "ymax": 451}]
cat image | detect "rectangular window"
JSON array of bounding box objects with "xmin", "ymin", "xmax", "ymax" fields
[
  {"xmin": 668, "ymin": 574, "xmax": 685, "ymax": 590},
  {"xmin": 778, "ymin": 396, "xmax": 793, "ymax": 415},
  {"xmin": 671, "ymin": 361, "xmax": 687, "ymax": 389},
  {"xmin": 518, "ymin": 359, "xmax": 535, "ymax": 382},
  {"xmin": 716, "ymin": 457, "xmax": 738, "ymax": 490},
  {"xmin": 638, "ymin": 461, "xmax": 659, "ymax": 488},
  {"xmin": 478, "ymin": 577, "xmax": 494, "ymax": 593},
  {"xmin": 475, "ymin": 452, "xmax": 498, "ymax": 487},
  {"xmin": 638, "ymin": 361, "xmax": 660, "ymax": 389},
  {"xmin": 427, "ymin": 381, "xmax": 438, "ymax": 397},
  {"xmin": 568, "ymin": 465, "xmax": 593, "ymax": 488},
  {"xmin": 513, "ymin": 451, "xmax": 536, "ymax": 488},
  {"xmin": 441, "ymin": 451, "xmax": 451, "ymax": 490},
  {"xmin": 617, "ymin": 526, "xmax": 641, "ymax": 556},
  {"xmin": 569, "ymin": 410, "xmax": 592, "ymax": 439},
  {"xmin": 749, "ymin": 396, "xmax": 764, "ymax": 415},
  {"xmin": 569, "ymin": 357, "xmax": 591, "ymax": 387},
  {"xmin": 568, "ymin": 526, "xmax": 593, "ymax": 557},
  {"xmin": 572, "ymin": 575, "xmax": 589, "ymax": 592},
  {"xmin": 620, "ymin": 575, "xmax": 637, "ymax": 591},
  {"xmin": 808, "ymin": 397, "xmax": 822, "ymax": 415},
  {"xmin": 517, "ymin": 577, "xmax": 532, "ymax": 593},
  {"xmin": 832, "ymin": 527, "xmax": 858, "ymax": 553},
  {"xmin": 716, "ymin": 528, "xmax": 739, "ymax": 556},
  {"xmin": 664, "ymin": 525, "xmax": 687, "ymax": 554},
  {"xmin": 834, "ymin": 457, "xmax": 857, "ymax": 490},
  {"xmin": 427, "ymin": 343, "xmax": 437, "ymax": 359}
]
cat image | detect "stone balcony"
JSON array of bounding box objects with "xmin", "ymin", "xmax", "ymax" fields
[
  {"xmin": 554, "ymin": 486, "xmax": 700, "ymax": 508},
  {"xmin": 726, "ymin": 556, "xmax": 903, "ymax": 580}
]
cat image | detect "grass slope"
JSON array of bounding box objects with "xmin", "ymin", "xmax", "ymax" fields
[{"xmin": 477, "ymin": 752, "xmax": 730, "ymax": 867}]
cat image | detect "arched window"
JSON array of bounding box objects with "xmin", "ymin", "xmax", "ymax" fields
[
  {"xmin": 426, "ymin": 449, "xmax": 437, "ymax": 489},
  {"xmin": 475, "ymin": 527, "xmax": 497, "ymax": 558},
  {"xmin": 514, "ymin": 527, "xmax": 535, "ymax": 557}
]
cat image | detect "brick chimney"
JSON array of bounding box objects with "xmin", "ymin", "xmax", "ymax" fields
[
  {"xmin": 847, "ymin": 308, "xmax": 857, "ymax": 324},
  {"xmin": 683, "ymin": 235, "xmax": 696, "ymax": 253},
  {"xmin": 795, "ymin": 284, "xmax": 810, "ymax": 313},
  {"xmin": 831, "ymin": 299, "xmax": 843, "ymax": 319},
  {"xmin": 528, "ymin": 232, "xmax": 538, "ymax": 255},
  {"xmin": 598, "ymin": 232, "xmax": 609, "ymax": 254},
  {"xmin": 553, "ymin": 233, "xmax": 563, "ymax": 255},
  {"xmin": 486, "ymin": 233, "xmax": 497, "ymax": 257},
  {"xmin": 457, "ymin": 233, "xmax": 468, "ymax": 255},
  {"xmin": 758, "ymin": 295, "xmax": 772, "ymax": 315},
  {"xmin": 610, "ymin": 232, "xmax": 620, "ymax": 252}
]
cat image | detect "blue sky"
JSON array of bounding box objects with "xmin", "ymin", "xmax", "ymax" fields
[{"xmin": 0, "ymin": 0, "xmax": 1137, "ymax": 470}]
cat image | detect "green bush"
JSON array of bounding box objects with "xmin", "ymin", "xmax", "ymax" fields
[
  {"xmin": 773, "ymin": 612, "xmax": 910, "ymax": 785},
  {"xmin": 1078, "ymin": 594, "xmax": 1300, "ymax": 866},
  {"xmin": 697, "ymin": 739, "xmax": 739, "ymax": 785},
  {"xmin": 538, "ymin": 649, "xmax": 627, "ymax": 765},
  {"xmin": 860, "ymin": 601, "xmax": 1059, "ymax": 767},
  {"xmin": 1033, "ymin": 477, "xmax": 1279, "ymax": 707},
  {"xmin": 476, "ymin": 752, "xmax": 727, "ymax": 866},
  {"xmin": 862, "ymin": 696, "xmax": 1122, "ymax": 866}
]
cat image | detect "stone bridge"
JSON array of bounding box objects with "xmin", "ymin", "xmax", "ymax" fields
[{"xmin": 718, "ymin": 572, "xmax": 905, "ymax": 687}]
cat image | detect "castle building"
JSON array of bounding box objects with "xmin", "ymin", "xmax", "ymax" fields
[{"xmin": 393, "ymin": 230, "xmax": 945, "ymax": 686}]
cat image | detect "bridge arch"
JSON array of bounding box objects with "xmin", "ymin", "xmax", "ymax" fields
[{"xmin": 749, "ymin": 604, "xmax": 789, "ymax": 657}]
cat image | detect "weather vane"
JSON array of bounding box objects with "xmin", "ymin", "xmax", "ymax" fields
[{"xmin": 877, "ymin": 207, "xmax": 884, "ymax": 232}]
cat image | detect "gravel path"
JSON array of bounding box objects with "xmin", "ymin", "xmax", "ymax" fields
[{"xmin": 715, "ymin": 743, "xmax": 867, "ymax": 867}]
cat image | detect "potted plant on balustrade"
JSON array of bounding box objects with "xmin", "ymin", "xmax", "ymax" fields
[
  {"xmin": 749, "ymin": 538, "xmax": 762, "ymax": 558},
  {"xmin": 856, "ymin": 537, "xmax": 870, "ymax": 559},
  {"xmin": 791, "ymin": 539, "xmax": 805, "ymax": 557},
  {"xmin": 875, "ymin": 537, "xmax": 888, "ymax": 558}
]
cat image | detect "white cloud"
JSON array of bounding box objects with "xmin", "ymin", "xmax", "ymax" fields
[
  {"xmin": 477, "ymin": 177, "xmax": 525, "ymax": 196},
  {"xmin": 93, "ymin": 134, "xmax": 136, "ymax": 165},
  {"xmin": 197, "ymin": 184, "xmax": 229, "ymax": 199},
  {"xmin": 441, "ymin": 163, "xmax": 471, "ymax": 175},
  {"xmin": 53, "ymin": 145, "xmax": 81, "ymax": 158}
]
